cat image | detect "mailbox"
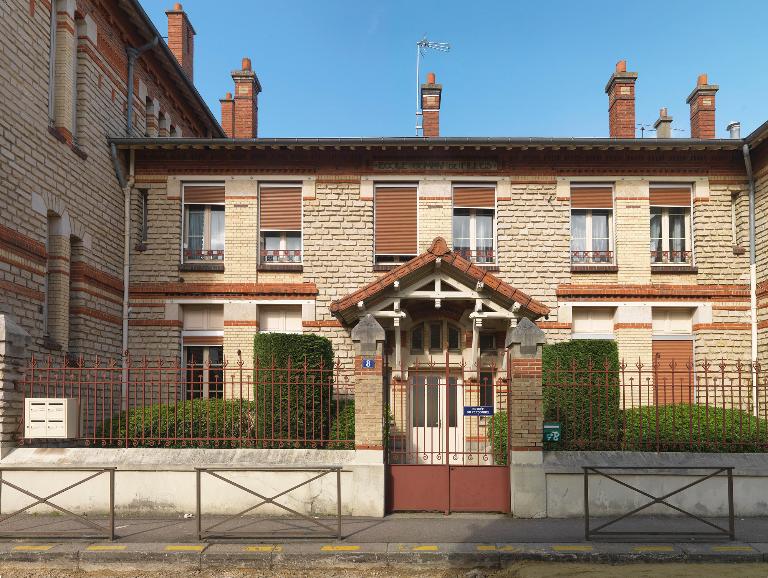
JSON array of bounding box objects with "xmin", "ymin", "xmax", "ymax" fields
[{"xmin": 24, "ymin": 398, "xmax": 80, "ymax": 439}]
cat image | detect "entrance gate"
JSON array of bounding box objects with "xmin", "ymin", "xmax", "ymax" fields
[{"xmin": 385, "ymin": 352, "xmax": 511, "ymax": 513}]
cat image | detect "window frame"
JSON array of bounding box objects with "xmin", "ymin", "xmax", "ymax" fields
[
  {"xmin": 570, "ymin": 209, "xmax": 614, "ymax": 265},
  {"xmin": 452, "ymin": 207, "xmax": 496, "ymax": 264},
  {"xmin": 373, "ymin": 183, "xmax": 418, "ymax": 266},
  {"xmin": 258, "ymin": 182, "xmax": 304, "ymax": 265},
  {"xmin": 182, "ymin": 203, "xmax": 225, "ymax": 262},
  {"xmin": 650, "ymin": 206, "xmax": 693, "ymax": 265},
  {"xmin": 184, "ymin": 345, "xmax": 224, "ymax": 400}
]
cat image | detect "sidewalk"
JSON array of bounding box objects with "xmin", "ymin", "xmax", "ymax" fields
[{"xmin": 0, "ymin": 515, "xmax": 767, "ymax": 570}]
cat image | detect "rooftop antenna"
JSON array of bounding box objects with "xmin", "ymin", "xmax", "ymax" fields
[{"xmin": 416, "ymin": 36, "xmax": 450, "ymax": 136}]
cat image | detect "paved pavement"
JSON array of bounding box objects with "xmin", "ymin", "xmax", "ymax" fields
[{"xmin": 0, "ymin": 514, "xmax": 767, "ymax": 569}]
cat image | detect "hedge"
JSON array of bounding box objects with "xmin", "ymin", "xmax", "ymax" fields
[
  {"xmin": 623, "ymin": 404, "xmax": 768, "ymax": 452},
  {"xmin": 487, "ymin": 411, "xmax": 508, "ymax": 465},
  {"xmin": 253, "ymin": 333, "xmax": 335, "ymax": 445},
  {"xmin": 327, "ymin": 400, "xmax": 355, "ymax": 450},
  {"xmin": 542, "ymin": 340, "xmax": 621, "ymax": 450}
]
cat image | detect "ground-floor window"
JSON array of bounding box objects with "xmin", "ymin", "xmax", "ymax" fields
[{"xmin": 184, "ymin": 345, "xmax": 224, "ymax": 400}]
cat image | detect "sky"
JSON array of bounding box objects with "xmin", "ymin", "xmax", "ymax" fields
[{"xmin": 144, "ymin": 0, "xmax": 768, "ymax": 139}]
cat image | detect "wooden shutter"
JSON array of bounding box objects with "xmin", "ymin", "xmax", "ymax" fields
[
  {"xmin": 184, "ymin": 185, "xmax": 224, "ymax": 204},
  {"xmin": 649, "ymin": 187, "xmax": 691, "ymax": 207},
  {"xmin": 453, "ymin": 186, "xmax": 495, "ymax": 209},
  {"xmin": 375, "ymin": 186, "xmax": 417, "ymax": 255},
  {"xmin": 259, "ymin": 186, "xmax": 302, "ymax": 230},
  {"xmin": 652, "ymin": 340, "xmax": 693, "ymax": 404},
  {"xmin": 570, "ymin": 186, "xmax": 613, "ymax": 209}
]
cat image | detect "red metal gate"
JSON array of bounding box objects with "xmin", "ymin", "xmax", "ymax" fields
[{"xmin": 385, "ymin": 352, "xmax": 511, "ymax": 513}]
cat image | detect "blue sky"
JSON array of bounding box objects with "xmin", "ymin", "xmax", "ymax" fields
[{"xmin": 145, "ymin": 0, "xmax": 768, "ymax": 139}]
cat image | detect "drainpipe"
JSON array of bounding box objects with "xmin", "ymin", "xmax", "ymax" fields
[
  {"xmin": 742, "ymin": 143, "xmax": 758, "ymax": 416},
  {"xmin": 125, "ymin": 38, "xmax": 159, "ymax": 136}
]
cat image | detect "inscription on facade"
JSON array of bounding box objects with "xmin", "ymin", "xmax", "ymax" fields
[{"xmin": 372, "ymin": 160, "xmax": 498, "ymax": 172}]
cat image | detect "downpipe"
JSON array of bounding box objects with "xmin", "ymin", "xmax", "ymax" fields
[
  {"xmin": 742, "ymin": 144, "xmax": 758, "ymax": 416},
  {"xmin": 125, "ymin": 37, "xmax": 159, "ymax": 136}
]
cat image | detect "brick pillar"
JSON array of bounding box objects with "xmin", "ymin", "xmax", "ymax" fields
[
  {"xmin": 605, "ymin": 59, "xmax": 637, "ymax": 138},
  {"xmin": 351, "ymin": 314, "xmax": 385, "ymax": 450},
  {"xmin": 53, "ymin": 0, "xmax": 77, "ymax": 139},
  {"xmin": 687, "ymin": 73, "xmax": 718, "ymax": 139},
  {"xmin": 0, "ymin": 311, "xmax": 31, "ymax": 456},
  {"xmin": 220, "ymin": 92, "xmax": 235, "ymax": 137},
  {"xmin": 420, "ymin": 72, "xmax": 442, "ymax": 138},
  {"xmin": 505, "ymin": 317, "xmax": 546, "ymax": 518}
]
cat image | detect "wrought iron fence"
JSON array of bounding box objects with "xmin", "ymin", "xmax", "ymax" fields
[
  {"xmin": 544, "ymin": 358, "xmax": 768, "ymax": 452},
  {"xmin": 18, "ymin": 354, "xmax": 354, "ymax": 449}
]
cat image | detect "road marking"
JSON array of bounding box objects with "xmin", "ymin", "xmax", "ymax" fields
[
  {"xmin": 164, "ymin": 545, "xmax": 205, "ymax": 552},
  {"xmin": 711, "ymin": 546, "xmax": 755, "ymax": 552},
  {"xmin": 552, "ymin": 545, "xmax": 593, "ymax": 552},
  {"xmin": 321, "ymin": 545, "xmax": 360, "ymax": 551},
  {"xmin": 412, "ymin": 545, "xmax": 438, "ymax": 551},
  {"xmin": 498, "ymin": 545, "xmax": 520, "ymax": 552},
  {"xmin": 86, "ymin": 545, "xmax": 127, "ymax": 551},
  {"xmin": 632, "ymin": 545, "xmax": 675, "ymax": 552},
  {"xmin": 476, "ymin": 545, "xmax": 497, "ymax": 551},
  {"xmin": 243, "ymin": 545, "xmax": 275, "ymax": 552},
  {"xmin": 13, "ymin": 544, "xmax": 55, "ymax": 551}
]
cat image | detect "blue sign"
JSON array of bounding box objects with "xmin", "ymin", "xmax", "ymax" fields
[
  {"xmin": 543, "ymin": 422, "xmax": 561, "ymax": 442},
  {"xmin": 361, "ymin": 358, "xmax": 375, "ymax": 369},
  {"xmin": 464, "ymin": 405, "xmax": 494, "ymax": 417}
]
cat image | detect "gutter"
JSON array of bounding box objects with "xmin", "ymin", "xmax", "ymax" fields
[{"xmin": 742, "ymin": 143, "xmax": 758, "ymax": 416}]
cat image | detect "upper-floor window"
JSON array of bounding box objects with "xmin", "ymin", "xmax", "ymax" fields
[
  {"xmin": 570, "ymin": 185, "xmax": 614, "ymax": 264},
  {"xmin": 649, "ymin": 186, "xmax": 692, "ymax": 265},
  {"xmin": 453, "ymin": 185, "xmax": 496, "ymax": 264},
  {"xmin": 374, "ymin": 184, "xmax": 417, "ymax": 265},
  {"xmin": 259, "ymin": 184, "xmax": 302, "ymax": 264},
  {"xmin": 410, "ymin": 321, "xmax": 462, "ymax": 355},
  {"xmin": 183, "ymin": 185, "xmax": 225, "ymax": 261}
]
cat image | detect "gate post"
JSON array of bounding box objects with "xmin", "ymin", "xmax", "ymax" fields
[
  {"xmin": 505, "ymin": 317, "xmax": 546, "ymax": 518},
  {"xmin": 0, "ymin": 311, "xmax": 31, "ymax": 457}
]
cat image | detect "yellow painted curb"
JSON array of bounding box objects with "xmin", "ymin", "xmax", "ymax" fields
[
  {"xmin": 632, "ymin": 545, "xmax": 675, "ymax": 552},
  {"xmin": 476, "ymin": 545, "xmax": 497, "ymax": 551},
  {"xmin": 321, "ymin": 545, "xmax": 360, "ymax": 551},
  {"xmin": 243, "ymin": 545, "xmax": 276, "ymax": 552},
  {"xmin": 13, "ymin": 544, "xmax": 55, "ymax": 551},
  {"xmin": 412, "ymin": 545, "xmax": 438, "ymax": 551},
  {"xmin": 164, "ymin": 545, "xmax": 205, "ymax": 552},
  {"xmin": 552, "ymin": 545, "xmax": 593, "ymax": 552},
  {"xmin": 86, "ymin": 545, "xmax": 127, "ymax": 551},
  {"xmin": 711, "ymin": 546, "xmax": 755, "ymax": 552}
]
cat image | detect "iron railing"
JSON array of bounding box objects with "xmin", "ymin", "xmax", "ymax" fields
[
  {"xmin": 453, "ymin": 248, "xmax": 496, "ymax": 264},
  {"xmin": 651, "ymin": 250, "xmax": 693, "ymax": 264},
  {"xmin": 261, "ymin": 249, "xmax": 302, "ymax": 263},
  {"xmin": 571, "ymin": 250, "xmax": 614, "ymax": 264},
  {"xmin": 184, "ymin": 248, "xmax": 224, "ymax": 261}
]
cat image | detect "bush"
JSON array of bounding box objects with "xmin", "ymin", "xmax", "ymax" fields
[
  {"xmin": 487, "ymin": 411, "xmax": 508, "ymax": 465},
  {"xmin": 623, "ymin": 404, "xmax": 768, "ymax": 452},
  {"xmin": 253, "ymin": 333, "xmax": 335, "ymax": 445},
  {"xmin": 328, "ymin": 400, "xmax": 355, "ymax": 450},
  {"xmin": 97, "ymin": 398, "xmax": 256, "ymax": 448},
  {"xmin": 542, "ymin": 340, "xmax": 621, "ymax": 450}
]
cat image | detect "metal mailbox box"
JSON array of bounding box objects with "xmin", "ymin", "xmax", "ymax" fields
[{"xmin": 24, "ymin": 398, "xmax": 80, "ymax": 439}]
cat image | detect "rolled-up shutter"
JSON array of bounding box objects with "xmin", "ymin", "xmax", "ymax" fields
[
  {"xmin": 652, "ymin": 339, "xmax": 693, "ymax": 404},
  {"xmin": 570, "ymin": 186, "xmax": 613, "ymax": 209},
  {"xmin": 184, "ymin": 185, "xmax": 225, "ymax": 204},
  {"xmin": 649, "ymin": 187, "xmax": 691, "ymax": 207},
  {"xmin": 375, "ymin": 186, "xmax": 417, "ymax": 255},
  {"xmin": 260, "ymin": 185, "xmax": 302, "ymax": 230},
  {"xmin": 453, "ymin": 186, "xmax": 495, "ymax": 209}
]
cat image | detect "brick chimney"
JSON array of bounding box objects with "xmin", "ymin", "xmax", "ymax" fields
[
  {"xmin": 420, "ymin": 72, "xmax": 442, "ymax": 138},
  {"xmin": 220, "ymin": 92, "xmax": 234, "ymax": 137},
  {"xmin": 166, "ymin": 3, "xmax": 195, "ymax": 81},
  {"xmin": 605, "ymin": 60, "xmax": 638, "ymax": 138},
  {"xmin": 231, "ymin": 57, "xmax": 261, "ymax": 138},
  {"xmin": 654, "ymin": 107, "xmax": 673, "ymax": 138},
  {"xmin": 687, "ymin": 73, "xmax": 718, "ymax": 139}
]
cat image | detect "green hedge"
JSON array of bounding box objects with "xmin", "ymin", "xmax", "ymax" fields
[
  {"xmin": 327, "ymin": 401, "xmax": 355, "ymax": 450},
  {"xmin": 623, "ymin": 404, "xmax": 768, "ymax": 452},
  {"xmin": 542, "ymin": 340, "xmax": 621, "ymax": 450},
  {"xmin": 487, "ymin": 411, "xmax": 508, "ymax": 465},
  {"xmin": 253, "ymin": 333, "xmax": 335, "ymax": 445}
]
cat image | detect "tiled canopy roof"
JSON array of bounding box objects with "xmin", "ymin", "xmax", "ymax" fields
[{"xmin": 330, "ymin": 237, "xmax": 550, "ymax": 321}]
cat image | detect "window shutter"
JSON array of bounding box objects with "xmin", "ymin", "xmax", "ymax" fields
[
  {"xmin": 375, "ymin": 186, "xmax": 417, "ymax": 255},
  {"xmin": 259, "ymin": 186, "xmax": 302, "ymax": 230},
  {"xmin": 652, "ymin": 339, "xmax": 693, "ymax": 404},
  {"xmin": 649, "ymin": 187, "xmax": 691, "ymax": 207},
  {"xmin": 453, "ymin": 186, "xmax": 495, "ymax": 209},
  {"xmin": 570, "ymin": 186, "xmax": 613, "ymax": 209},
  {"xmin": 184, "ymin": 185, "xmax": 225, "ymax": 204}
]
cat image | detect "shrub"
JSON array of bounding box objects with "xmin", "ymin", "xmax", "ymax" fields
[
  {"xmin": 487, "ymin": 411, "xmax": 508, "ymax": 465},
  {"xmin": 97, "ymin": 398, "xmax": 256, "ymax": 448},
  {"xmin": 328, "ymin": 400, "xmax": 355, "ymax": 450},
  {"xmin": 542, "ymin": 340, "xmax": 621, "ymax": 450},
  {"xmin": 253, "ymin": 333, "xmax": 335, "ymax": 445},
  {"xmin": 623, "ymin": 404, "xmax": 768, "ymax": 452}
]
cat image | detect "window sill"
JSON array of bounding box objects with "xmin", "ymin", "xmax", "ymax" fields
[
  {"xmin": 258, "ymin": 263, "xmax": 303, "ymax": 273},
  {"xmin": 651, "ymin": 264, "xmax": 698, "ymax": 274},
  {"xmin": 474, "ymin": 263, "xmax": 499, "ymax": 272},
  {"xmin": 374, "ymin": 264, "xmax": 400, "ymax": 272},
  {"xmin": 571, "ymin": 264, "xmax": 618, "ymax": 273},
  {"xmin": 42, "ymin": 335, "xmax": 63, "ymax": 351},
  {"xmin": 48, "ymin": 125, "xmax": 87, "ymax": 160},
  {"xmin": 179, "ymin": 262, "xmax": 225, "ymax": 273}
]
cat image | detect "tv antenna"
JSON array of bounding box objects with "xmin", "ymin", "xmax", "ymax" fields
[{"xmin": 415, "ymin": 36, "xmax": 450, "ymax": 136}]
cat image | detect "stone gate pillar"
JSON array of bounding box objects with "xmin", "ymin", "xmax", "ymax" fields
[
  {"xmin": 505, "ymin": 317, "xmax": 547, "ymax": 518},
  {"xmin": 351, "ymin": 314, "xmax": 385, "ymax": 450},
  {"xmin": 0, "ymin": 311, "xmax": 31, "ymax": 457}
]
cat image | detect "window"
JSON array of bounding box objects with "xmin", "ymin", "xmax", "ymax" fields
[
  {"xmin": 139, "ymin": 190, "xmax": 148, "ymax": 243},
  {"xmin": 410, "ymin": 324, "xmax": 424, "ymax": 353},
  {"xmin": 49, "ymin": 1, "xmax": 78, "ymax": 139},
  {"xmin": 259, "ymin": 184, "xmax": 302, "ymax": 264},
  {"xmin": 448, "ymin": 325, "xmax": 461, "ymax": 351},
  {"xmin": 652, "ymin": 308, "xmax": 693, "ymax": 336},
  {"xmin": 184, "ymin": 346, "xmax": 224, "ymax": 399},
  {"xmin": 571, "ymin": 307, "xmax": 615, "ymax": 338},
  {"xmin": 429, "ymin": 322, "xmax": 442, "ymax": 351},
  {"xmin": 258, "ymin": 305, "xmax": 302, "ymax": 334},
  {"xmin": 374, "ymin": 184, "xmax": 417, "ymax": 265},
  {"xmin": 570, "ymin": 186, "xmax": 614, "ymax": 264},
  {"xmin": 183, "ymin": 185, "xmax": 225, "ymax": 261},
  {"xmin": 650, "ymin": 187, "xmax": 692, "ymax": 265},
  {"xmin": 453, "ymin": 185, "xmax": 495, "ymax": 263},
  {"xmin": 479, "ymin": 332, "xmax": 497, "ymax": 352}
]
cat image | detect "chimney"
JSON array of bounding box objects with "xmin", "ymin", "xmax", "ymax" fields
[
  {"xmin": 166, "ymin": 3, "xmax": 195, "ymax": 81},
  {"xmin": 420, "ymin": 72, "xmax": 442, "ymax": 138},
  {"xmin": 605, "ymin": 60, "xmax": 638, "ymax": 138},
  {"xmin": 220, "ymin": 92, "xmax": 234, "ymax": 137},
  {"xmin": 727, "ymin": 121, "xmax": 741, "ymax": 139},
  {"xmin": 231, "ymin": 57, "xmax": 261, "ymax": 138},
  {"xmin": 686, "ymin": 73, "xmax": 718, "ymax": 139},
  {"xmin": 654, "ymin": 107, "xmax": 673, "ymax": 138}
]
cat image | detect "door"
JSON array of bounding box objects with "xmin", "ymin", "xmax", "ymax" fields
[
  {"xmin": 409, "ymin": 374, "xmax": 462, "ymax": 464},
  {"xmin": 652, "ymin": 339, "xmax": 693, "ymax": 404}
]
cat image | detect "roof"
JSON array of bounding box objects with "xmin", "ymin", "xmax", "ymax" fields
[
  {"xmin": 330, "ymin": 237, "xmax": 550, "ymax": 323},
  {"xmin": 117, "ymin": 0, "xmax": 224, "ymax": 137}
]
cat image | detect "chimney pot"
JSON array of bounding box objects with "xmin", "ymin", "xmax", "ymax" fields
[
  {"xmin": 173, "ymin": 2, "xmax": 182, "ymax": 10},
  {"xmin": 615, "ymin": 60, "xmax": 626, "ymax": 73},
  {"xmin": 697, "ymin": 73, "xmax": 708, "ymax": 86},
  {"xmin": 225, "ymin": 92, "xmax": 232, "ymax": 99},
  {"xmin": 242, "ymin": 57, "xmax": 252, "ymax": 71},
  {"xmin": 727, "ymin": 121, "xmax": 741, "ymax": 139},
  {"xmin": 427, "ymin": 71, "xmax": 436, "ymax": 84},
  {"xmin": 654, "ymin": 107, "xmax": 673, "ymax": 138},
  {"xmin": 660, "ymin": 107, "xmax": 668, "ymax": 117}
]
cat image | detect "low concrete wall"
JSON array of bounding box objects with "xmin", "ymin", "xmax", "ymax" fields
[
  {"xmin": 0, "ymin": 448, "xmax": 385, "ymax": 517},
  {"xmin": 544, "ymin": 451, "xmax": 768, "ymax": 518}
]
